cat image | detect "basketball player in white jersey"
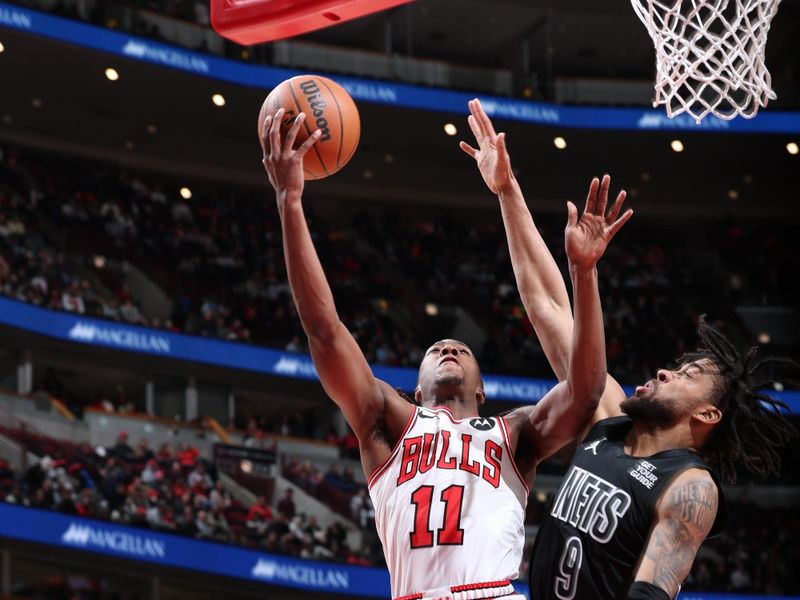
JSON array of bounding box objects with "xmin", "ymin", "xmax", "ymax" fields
[{"xmin": 260, "ymin": 108, "xmax": 632, "ymax": 600}]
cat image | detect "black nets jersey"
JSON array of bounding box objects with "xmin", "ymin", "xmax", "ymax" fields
[{"xmin": 528, "ymin": 416, "xmax": 727, "ymax": 600}]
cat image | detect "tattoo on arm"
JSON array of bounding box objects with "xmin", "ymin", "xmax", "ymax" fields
[{"xmin": 643, "ymin": 478, "xmax": 718, "ymax": 596}]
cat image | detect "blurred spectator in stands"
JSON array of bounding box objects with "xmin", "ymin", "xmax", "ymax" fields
[
  {"xmin": 339, "ymin": 427, "xmax": 359, "ymax": 459},
  {"xmin": 350, "ymin": 487, "xmax": 368, "ymax": 522},
  {"xmin": 277, "ymin": 488, "xmax": 295, "ymax": 519},
  {"xmin": 188, "ymin": 462, "xmax": 213, "ymax": 489},
  {"xmin": 285, "ymin": 335, "xmax": 304, "ymax": 353},
  {"xmin": 177, "ymin": 443, "xmax": 200, "ymax": 468},
  {"xmin": 730, "ymin": 560, "xmax": 753, "ymax": 591},
  {"xmin": 246, "ymin": 494, "xmax": 273, "ymax": 532},
  {"xmin": 324, "ymin": 426, "xmax": 338, "ymax": 446},
  {"xmin": 60, "ymin": 281, "xmax": 85, "ymax": 313},
  {"xmin": 209, "ymin": 481, "xmax": 231, "ymax": 511},
  {"xmin": 110, "ymin": 431, "xmax": 134, "ymax": 460}
]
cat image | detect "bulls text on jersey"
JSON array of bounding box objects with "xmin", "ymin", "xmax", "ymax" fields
[
  {"xmin": 551, "ymin": 466, "xmax": 632, "ymax": 543},
  {"xmin": 396, "ymin": 430, "xmax": 504, "ymax": 488}
]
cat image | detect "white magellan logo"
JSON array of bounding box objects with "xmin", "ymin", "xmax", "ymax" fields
[
  {"xmin": 67, "ymin": 322, "xmax": 170, "ymax": 354},
  {"xmin": 62, "ymin": 523, "xmax": 166, "ymax": 559},
  {"xmin": 482, "ymin": 378, "xmax": 552, "ymax": 402},
  {"xmin": 273, "ymin": 356, "xmax": 318, "ymax": 378},
  {"xmin": 251, "ymin": 559, "xmax": 349, "ymax": 589},
  {"xmin": 636, "ymin": 112, "xmax": 730, "ymax": 131},
  {"xmin": 0, "ymin": 7, "xmax": 33, "ymax": 29},
  {"xmin": 122, "ymin": 40, "xmax": 210, "ymax": 74}
]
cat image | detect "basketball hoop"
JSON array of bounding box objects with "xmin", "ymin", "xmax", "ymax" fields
[{"xmin": 631, "ymin": 0, "xmax": 781, "ymax": 122}]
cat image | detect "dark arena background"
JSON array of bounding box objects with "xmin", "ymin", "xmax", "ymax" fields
[{"xmin": 0, "ymin": 0, "xmax": 799, "ymax": 599}]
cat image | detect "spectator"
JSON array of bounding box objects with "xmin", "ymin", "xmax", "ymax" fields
[{"xmin": 277, "ymin": 488, "xmax": 295, "ymax": 519}]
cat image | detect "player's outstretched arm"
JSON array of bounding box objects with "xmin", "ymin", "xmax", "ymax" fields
[
  {"xmin": 631, "ymin": 469, "xmax": 719, "ymax": 599},
  {"xmin": 461, "ymin": 99, "xmax": 628, "ymax": 426},
  {"xmin": 521, "ymin": 186, "xmax": 632, "ymax": 460},
  {"xmin": 461, "ymin": 98, "xmax": 572, "ymax": 380},
  {"xmin": 261, "ymin": 110, "xmax": 411, "ymax": 462}
]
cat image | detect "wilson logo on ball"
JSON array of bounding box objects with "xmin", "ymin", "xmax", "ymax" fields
[{"xmin": 299, "ymin": 79, "xmax": 331, "ymax": 142}]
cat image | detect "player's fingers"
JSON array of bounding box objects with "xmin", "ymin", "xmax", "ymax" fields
[
  {"xmin": 584, "ymin": 177, "xmax": 599, "ymax": 216},
  {"xmin": 260, "ymin": 115, "xmax": 273, "ymax": 156},
  {"xmin": 459, "ymin": 141, "xmax": 479, "ymax": 159},
  {"xmin": 467, "ymin": 114, "xmax": 483, "ymax": 143},
  {"xmin": 296, "ymin": 129, "xmax": 321, "ymax": 159},
  {"xmin": 269, "ymin": 108, "xmax": 285, "ymax": 157},
  {"xmin": 473, "ymin": 98, "xmax": 498, "ymax": 139},
  {"xmin": 608, "ymin": 208, "xmax": 634, "ymax": 239},
  {"xmin": 496, "ymin": 133, "xmax": 510, "ymax": 164},
  {"xmin": 597, "ymin": 174, "xmax": 611, "ymax": 216},
  {"xmin": 283, "ymin": 113, "xmax": 306, "ymax": 156},
  {"xmin": 566, "ymin": 201, "xmax": 578, "ymax": 228},
  {"xmin": 607, "ymin": 190, "xmax": 627, "ymax": 223}
]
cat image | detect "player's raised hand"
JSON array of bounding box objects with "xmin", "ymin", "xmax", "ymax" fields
[
  {"xmin": 260, "ymin": 108, "xmax": 321, "ymax": 201},
  {"xmin": 565, "ymin": 175, "xmax": 633, "ymax": 270},
  {"xmin": 460, "ymin": 98, "xmax": 516, "ymax": 195}
]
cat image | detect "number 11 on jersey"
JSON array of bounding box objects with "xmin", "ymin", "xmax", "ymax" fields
[{"xmin": 410, "ymin": 485, "xmax": 465, "ymax": 548}]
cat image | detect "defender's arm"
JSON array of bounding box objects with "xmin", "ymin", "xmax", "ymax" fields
[
  {"xmin": 631, "ymin": 469, "xmax": 719, "ymax": 599},
  {"xmin": 461, "ymin": 99, "xmax": 627, "ymax": 425}
]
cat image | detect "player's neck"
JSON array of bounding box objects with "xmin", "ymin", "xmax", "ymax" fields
[
  {"xmin": 625, "ymin": 421, "xmax": 695, "ymax": 457},
  {"xmin": 423, "ymin": 396, "xmax": 479, "ymax": 419}
]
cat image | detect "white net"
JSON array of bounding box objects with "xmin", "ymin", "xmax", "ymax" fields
[{"xmin": 631, "ymin": 0, "xmax": 781, "ymax": 122}]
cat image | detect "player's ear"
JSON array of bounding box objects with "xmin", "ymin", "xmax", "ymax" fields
[
  {"xmin": 694, "ymin": 404, "xmax": 722, "ymax": 425},
  {"xmin": 414, "ymin": 387, "xmax": 423, "ymax": 405},
  {"xmin": 476, "ymin": 389, "xmax": 485, "ymax": 406}
]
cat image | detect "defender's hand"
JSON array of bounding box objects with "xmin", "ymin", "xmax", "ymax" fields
[
  {"xmin": 565, "ymin": 175, "xmax": 633, "ymax": 270},
  {"xmin": 260, "ymin": 108, "xmax": 321, "ymax": 201},
  {"xmin": 460, "ymin": 98, "xmax": 516, "ymax": 195}
]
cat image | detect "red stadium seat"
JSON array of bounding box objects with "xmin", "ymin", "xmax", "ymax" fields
[{"xmin": 210, "ymin": 0, "xmax": 415, "ymax": 45}]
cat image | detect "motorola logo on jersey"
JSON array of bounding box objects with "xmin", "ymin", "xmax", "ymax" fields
[
  {"xmin": 470, "ymin": 417, "xmax": 496, "ymax": 431},
  {"xmin": 551, "ymin": 466, "xmax": 632, "ymax": 544},
  {"xmin": 396, "ymin": 430, "xmax": 503, "ymax": 488}
]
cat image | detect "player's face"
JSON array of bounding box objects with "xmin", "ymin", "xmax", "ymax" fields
[
  {"xmin": 621, "ymin": 358, "xmax": 720, "ymax": 427},
  {"xmin": 416, "ymin": 339, "xmax": 483, "ymax": 405}
]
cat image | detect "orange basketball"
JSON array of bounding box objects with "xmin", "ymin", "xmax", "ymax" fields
[{"xmin": 258, "ymin": 75, "xmax": 361, "ymax": 180}]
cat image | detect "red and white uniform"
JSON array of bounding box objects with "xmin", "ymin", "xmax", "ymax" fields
[{"xmin": 369, "ymin": 406, "xmax": 528, "ymax": 600}]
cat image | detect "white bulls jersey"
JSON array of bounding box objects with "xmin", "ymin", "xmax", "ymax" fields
[{"xmin": 369, "ymin": 406, "xmax": 528, "ymax": 600}]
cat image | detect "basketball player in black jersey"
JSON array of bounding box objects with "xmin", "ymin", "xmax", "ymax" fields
[{"xmin": 461, "ymin": 99, "xmax": 796, "ymax": 600}]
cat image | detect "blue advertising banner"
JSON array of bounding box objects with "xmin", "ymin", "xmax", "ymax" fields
[
  {"xmin": 2, "ymin": 3, "xmax": 800, "ymax": 133},
  {"xmin": 2, "ymin": 297, "xmax": 799, "ymax": 413},
  {"xmin": 0, "ymin": 502, "xmax": 389, "ymax": 596},
  {"xmin": 0, "ymin": 504, "xmax": 796, "ymax": 600}
]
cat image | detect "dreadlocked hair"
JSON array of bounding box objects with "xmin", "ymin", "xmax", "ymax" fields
[{"xmin": 677, "ymin": 315, "xmax": 798, "ymax": 484}]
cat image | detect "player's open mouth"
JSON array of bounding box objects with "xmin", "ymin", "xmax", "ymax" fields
[
  {"xmin": 439, "ymin": 357, "xmax": 459, "ymax": 366},
  {"xmin": 635, "ymin": 380, "xmax": 654, "ymax": 395}
]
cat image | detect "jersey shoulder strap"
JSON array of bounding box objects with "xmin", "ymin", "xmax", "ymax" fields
[{"xmin": 581, "ymin": 415, "xmax": 633, "ymax": 444}]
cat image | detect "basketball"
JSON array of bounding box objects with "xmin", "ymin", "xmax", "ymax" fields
[{"xmin": 258, "ymin": 75, "xmax": 361, "ymax": 180}]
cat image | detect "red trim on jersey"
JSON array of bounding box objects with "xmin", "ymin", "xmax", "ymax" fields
[
  {"xmin": 393, "ymin": 579, "xmax": 512, "ymax": 600},
  {"xmin": 450, "ymin": 579, "xmax": 511, "ymax": 593},
  {"xmin": 426, "ymin": 405, "xmax": 471, "ymax": 423},
  {"xmin": 498, "ymin": 416, "xmax": 530, "ymax": 495},
  {"xmin": 368, "ymin": 407, "xmax": 418, "ymax": 489}
]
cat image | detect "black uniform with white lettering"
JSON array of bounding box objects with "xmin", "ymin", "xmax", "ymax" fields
[{"xmin": 528, "ymin": 416, "xmax": 726, "ymax": 600}]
